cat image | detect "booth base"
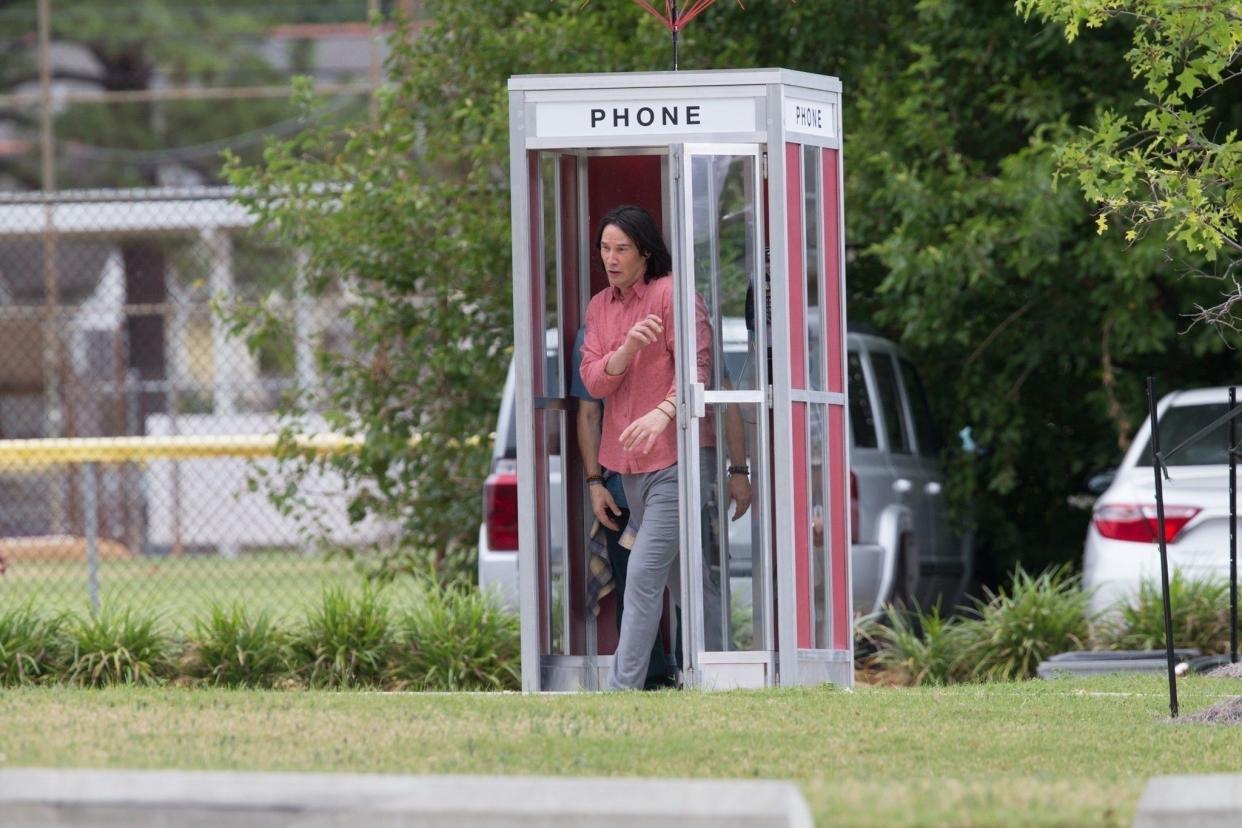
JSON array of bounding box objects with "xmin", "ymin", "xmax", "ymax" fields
[
  {"xmin": 539, "ymin": 652, "xmax": 849, "ymax": 690},
  {"xmin": 795, "ymin": 650, "xmax": 854, "ymax": 688}
]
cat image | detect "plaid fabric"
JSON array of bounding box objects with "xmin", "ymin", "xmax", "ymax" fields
[{"xmin": 586, "ymin": 514, "xmax": 638, "ymax": 617}]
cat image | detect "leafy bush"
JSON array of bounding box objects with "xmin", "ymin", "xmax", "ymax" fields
[
  {"xmin": 0, "ymin": 603, "xmax": 70, "ymax": 686},
  {"xmin": 289, "ymin": 586, "xmax": 397, "ymax": 688},
  {"xmin": 65, "ymin": 608, "xmax": 175, "ymax": 687},
  {"xmin": 857, "ymin": 604, "xmax": 969, "ymax": 686},
  {"xmin": 394, "ymin": 581, "xmax": 519, "ymax": 691},
  {"xmin": 183, "ymin": 602, "xmax": 291, "ymax": 688},
  {"xmin": 955, "ymin": 566, "xmax": 1091, "ymax": 681},
  {"xmin": 1098, "ymin": 573, "xmax": 1234, "ymax": 655}
]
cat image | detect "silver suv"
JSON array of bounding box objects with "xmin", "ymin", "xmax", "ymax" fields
[{"xmin": 479, "ymin": 323, "xmax": 971, "ymax": 615}]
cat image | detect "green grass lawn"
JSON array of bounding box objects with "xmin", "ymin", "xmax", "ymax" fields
[
  {"xmin": 4, "ymin": 674, "xmax": 1242, "ymax": 826},
  {"xmin": 0, "ymin": 553, "xmax": 420, "ymax": 628}
]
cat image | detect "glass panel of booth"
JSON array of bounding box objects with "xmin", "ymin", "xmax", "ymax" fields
[
  {"xmin": 533, "ymin": 150, "xmax": 587, "ymax": 657},
  {"xmin": 680, "ymin": 145, "xmax": 772, "ymax": 656}
]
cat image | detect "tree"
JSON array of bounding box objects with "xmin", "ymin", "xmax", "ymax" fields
[
  {"xmin": 228, "ymin": 0, "xmax": 1240, "ymax": 586},
  {"xmin": 703, "ymin": 1, "xmax": 1238, "ymax": 578},
  {"xmin": 1017, "ymin": 0, "xmax": 1242, "ymax": 329},
  {"xmin": 223, "ymin": 3, "xmax": 663, "ymax": 576}
]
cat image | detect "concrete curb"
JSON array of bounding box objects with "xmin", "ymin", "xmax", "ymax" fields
[
  {"xmin": 0, "ymin": 767, "xmax": 814, "ymax": 827},
  {"xmin": 1133, "ymin": 774, "xmax": 1242, "ymax": 828}
]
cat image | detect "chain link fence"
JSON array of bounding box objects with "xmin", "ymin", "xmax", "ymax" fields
[{"xmin": 0, "ymin": 188, "xmax": 402, "ymax": 626}]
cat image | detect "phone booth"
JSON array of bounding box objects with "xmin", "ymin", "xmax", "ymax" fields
[{"xmin": 508, "ymin": 68, "xmax": 850, "ymax": 691}]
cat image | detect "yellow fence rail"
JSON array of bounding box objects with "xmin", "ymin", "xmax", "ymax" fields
[{"xmin": 0, "ymin": 434, "xmax": 379, "ymax": 468}]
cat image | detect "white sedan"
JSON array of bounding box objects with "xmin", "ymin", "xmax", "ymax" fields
[{"xmin": 1084, "ymin": 386, "xmax": 1241, "ymax": 615}]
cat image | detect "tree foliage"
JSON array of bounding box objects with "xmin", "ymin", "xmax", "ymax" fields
[
  {"xmin": 227, "ymin": 0, "xmax": 1241, "ymax": 584},
  {"xmin": 1018, "ymin": 0, "xmax": 1242, "ymax": 328},
  {"xmin": 223, "ymin": 4, "xmax": 663, "ymax": 575}
]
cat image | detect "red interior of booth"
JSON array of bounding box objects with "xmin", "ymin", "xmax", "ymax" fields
[{"xmin": 582, "ymin": 154, "xmax": 668, "ymax": 657}]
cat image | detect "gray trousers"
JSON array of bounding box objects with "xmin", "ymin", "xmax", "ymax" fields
[
  {"xmin": 607, "ymin": 457, "xmax": 727, "ymax": 690},
  {"xmin": 609, "ymin": 465, "xmax": 680, "ymax": 690}
]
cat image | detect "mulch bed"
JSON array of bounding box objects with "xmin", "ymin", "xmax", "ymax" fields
[{"xmin": 1180, "ymin": 663, "xmax": 1242, "ymax": 723}]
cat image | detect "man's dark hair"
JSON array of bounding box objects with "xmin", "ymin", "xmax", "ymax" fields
[{"xmin": 596, "ymin": 204, "xmax": 671, "ymax": 282}]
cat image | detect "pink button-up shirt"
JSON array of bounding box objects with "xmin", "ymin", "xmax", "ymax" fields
[{"xmin": 579, "ymin": 275, "xmax": 712, "ymax": 475}]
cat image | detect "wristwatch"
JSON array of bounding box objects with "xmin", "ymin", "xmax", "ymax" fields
[{"xmin": 728, "ymin": 465, "xmax": 750, "ymax": 476}]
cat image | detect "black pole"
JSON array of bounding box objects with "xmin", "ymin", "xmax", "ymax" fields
[
  {"xmin": 1231, "ymin": 385, "xmax": 1237, "ymax": 664},
  {"xmin": 671, "ymin": 0, "xmax": 678, "ymax": 70},
  {"xmin": 1148, "ymin": 376, "xmax": 1179, "ymax": 718}
]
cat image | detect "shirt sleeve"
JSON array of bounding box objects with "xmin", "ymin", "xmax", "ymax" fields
[{"xmin": 580, "ymin": 300, "xmax": 626, "ymax": 399}]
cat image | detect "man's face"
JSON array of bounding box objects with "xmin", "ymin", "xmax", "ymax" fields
[{"xmin": 600, "ymin": 224, "xmax": 647, "ymax": 293}]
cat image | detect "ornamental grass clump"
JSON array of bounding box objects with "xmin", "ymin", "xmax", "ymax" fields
[
  {"xmin": 857, "ymin": 603, "xmax": 971, "ymax": 686},
  {"xmin": 65, "ymin": 607, "xmax": 175, "ymax": 687},
  {"xmin": 290, "ymin": 585, "xmax": 397, "ymax": 688},
  {"xmin": 394, "ymin": 580, "xmax": 519, "ymax": 691},
  {"xmin": 183, "ymin": 601, "xmax": 291, "ymax": 688},
  {"xmin": 0, "ymin": 603, "xmax": 70, "ymax": 686},
  {"xmin": 1099, "ymin": 573, "xmax": 1233, "ymax": 655},
  {"xmin": 955, "ymin": 565, "xmax": 1091, "ymax": 682}
]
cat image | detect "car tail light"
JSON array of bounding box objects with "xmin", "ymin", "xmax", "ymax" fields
[
  {"xmin": 1092, "ymin": 504, "xmax": 1200, "ymax": 544},
  {"xmin": 850, "ymin": 471, "xmax": 859, "ymax": 544},
  {"xmin": 484, "ymin": 471, "xmax": 519, "ymax": 551}
]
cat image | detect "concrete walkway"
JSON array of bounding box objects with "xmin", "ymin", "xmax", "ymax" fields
[
  {"xmin": 1133, "ymin": 774, "xmax": 1242, "ymax": 828},
  {"xmin": 0, "ymin": 767, "xmax": 813, "ymax": 827}
]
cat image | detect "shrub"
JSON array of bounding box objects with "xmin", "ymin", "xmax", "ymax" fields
[
  {"xmin": 1100, "ymin": 573, "xmax": 1234, "ymax": 655},
  {"xmin": 183, "ymin": 601, "xmax": 291, "ymax": 688},
  {"xmin": 65, "ymin": 607, "xmax": 175, "ymax": 687},
  {"xmin": 857, "ymin": 604, "xmax": 970, "ymax": 686},
  {"xmin": 289, "ymin": 586, "xmax": 397, "ymax": 688},
  {"xmin": 956, "ymin": 566, "xmax": 1091, "ymax": 681},
  {"xmin": 0, "ymin": 603, "xmax": 70, "ymax": 686},
  {"xmin": 394, "ymin": 581, "xmax": 519, "ymax": 691}
]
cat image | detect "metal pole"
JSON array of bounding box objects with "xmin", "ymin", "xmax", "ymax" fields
[
  {"xmin": 671, "ymin": 0, "xmax": 678, "ymax": 70},
  {"xmin": 84, "ymin": 461, "xmax": 100, "ymax": 615},
  {"xmin": 1147, "ymin": 376, "xmax": 1178, "ymax": 718},
  {"xmin": 38, "ymin": 0, "xmax": 66, "ymax": 535},
  {"xmin": 367, "ymin": 0, "xmax": 381, "ymax": 123},
  {"xmin": 1231, "ymin": 386, "xmax": 1237, "ymax": 663}
]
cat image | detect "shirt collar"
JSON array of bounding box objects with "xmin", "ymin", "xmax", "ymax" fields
[{"xmin": 609, "ymin": 276, "xmax": 649, "ymax": 304}]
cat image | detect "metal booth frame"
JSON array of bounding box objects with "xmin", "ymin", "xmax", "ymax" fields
[{"xmin": 507, "ymin": 68, "xmax": 850, "ymax": 692}]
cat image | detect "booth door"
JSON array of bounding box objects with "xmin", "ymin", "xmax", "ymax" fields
[{"xmin": 670, "ymin": 144, "xmax": 774, "ymax": 687}]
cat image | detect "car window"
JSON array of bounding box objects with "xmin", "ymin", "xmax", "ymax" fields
[
  {"xmin": 847, "ymin": 352, "xmax": 878, "ymax": 449},
  {"xmin": 870, "ymin": 353, "xmax": 910, "ymax": 454},
  {"xmin": 1138, "ymin": 403, "xmax": 1234, "ymax": 466},
  {"xmin": 899, "ymin": 358, "xmax": 940, "ymax": 456}
]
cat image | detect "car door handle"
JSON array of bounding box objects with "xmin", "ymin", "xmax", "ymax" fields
[
  {"xmin": 925, "ymin": 482, "xmax": 942, "ymax": 496},
  {"xmin": 892, "ymin": 478, "xmax": 912, "ymax": 493}
]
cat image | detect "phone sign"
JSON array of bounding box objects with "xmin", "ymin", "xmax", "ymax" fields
[{"xmin": 784, "ymin": 97, "xmax": 835, "ymax": 139}]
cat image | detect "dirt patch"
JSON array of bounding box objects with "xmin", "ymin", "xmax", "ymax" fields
[
  {"xmin": 1207, "ymin": 662, "xmax": 1242, "ymax": 679},
  {"xmin": 0, "ymin": 535, "xmax": 131, "ymax": 564},
  {"xmin": 1182, "ymin": 696, "xmax": 1242, "ymax": 724}
]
